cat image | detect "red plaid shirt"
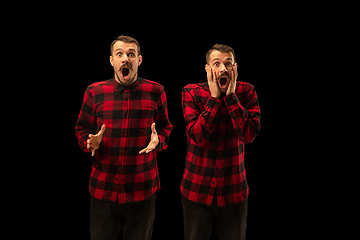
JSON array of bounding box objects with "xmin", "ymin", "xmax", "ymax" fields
[
  {"xmin": 180, "ymin": 81, "xmax": 261, "ymax": 206},
  {"xmin": 75, "ymin": 77, "xmax": 172, "ymax": 204}
]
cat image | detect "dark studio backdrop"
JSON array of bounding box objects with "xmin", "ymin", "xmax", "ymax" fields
[{"xmin": 49, "ymin": 7, "xmax": 315, "ymax": 239}]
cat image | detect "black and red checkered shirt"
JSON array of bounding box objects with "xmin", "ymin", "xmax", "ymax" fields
[
  {"xmin": 75, "ymin": 77, "xmax": 173, "ymax": 204},
  {"xmin": 180, "ymin": 81, "xmax": 261, "ymax": 206}
]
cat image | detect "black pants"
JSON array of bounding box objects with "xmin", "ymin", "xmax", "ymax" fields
[
  {"xmin": 181, "ymin": 194, "xmax": 248, "ymax": 240},
  {"xmin": 90, "ymin": 194, "xmax": 156, "ymax": 240}
]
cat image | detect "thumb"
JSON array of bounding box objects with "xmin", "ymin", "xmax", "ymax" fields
[
  {"xmin": 98, "ymin": 124, "xmax": 106, "ymax": 136},
  {"xmin": 151, "ymin": 123, "xmax": 156, "ymax": 133}
]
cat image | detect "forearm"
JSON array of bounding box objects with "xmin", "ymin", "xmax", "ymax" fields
[
  {"xmin": 155, "ymin": 121, "xmax": 173, "ymax": 151},
  {"xmin": 185, "ymin": 97, "xmax": 221, "ymax": 144},
  {"xmin": 75, "ymin": 87, "xmax": 97, "ymax": 153},
  {"xmin": 224, "ymin": 93, "xmax": 261, "ymax": 144},
  {"xmin": 154, "ymin": 90, "xmax": 173, "ymax": 151},
  {"xmin": 75, "ymin": 126, "xmax": 91, "ymax": 153}
]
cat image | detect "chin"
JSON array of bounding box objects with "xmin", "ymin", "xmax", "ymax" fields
[
  {"xmin": 219, "ymin": 84, "xmax": 229, "ymax": 93},
  {"xmin": 122, "ymin": 74, "xmax": 137, "ymax": 85},
  {"xmin": 121, "ymin": 78, "xmax": 131, "ymax": 83}
]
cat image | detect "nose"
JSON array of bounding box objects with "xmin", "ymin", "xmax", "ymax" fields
[
  {"xmin": 219, "ymin": 63, "xmax": 228, "ymax": 74},
  {"xmin": 122, "ymin": 54, "xmax": 129, "ymax": 64}
]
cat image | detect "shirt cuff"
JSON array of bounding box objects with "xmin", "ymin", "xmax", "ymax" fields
[
  {"xmin": 223, "ymin": 93, "xmax": 239, "ymax": 107},
  {"xmin": 207, "ymin": 96, "xmax": 221, "ymax": 107},
  {"xmin": 82, "ymin": 139, "xmax": 91, "ymax": 153},
  {"xmin": 155, "ymin": 136, "xmax": 163, "ymax": 151}
]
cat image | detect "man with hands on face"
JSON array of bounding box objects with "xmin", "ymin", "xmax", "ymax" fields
[
  {"xmin": 205, "ymin": 52, "xmax": 238, "ymax": 98},
  {"xmin": 75, "ymin": 35, "xmax": 172, "ymax": 240},
  {"xmin": 181, "ymin": 44, "xmax": 261, "ymax": 240}
]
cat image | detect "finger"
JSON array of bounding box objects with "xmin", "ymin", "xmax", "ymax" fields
[
  {"xmin": 234, "ymin": 64, "xmax": 238, "ymax": 80},
  {"xmin": 91, "ymin": 148, "xmax": 95, "ymax": 156},
  {"xmin": 145, "ymin": 143, "xmax": 155, "ymax": 153},
  {"xmin": 146, "ymin": 147, "xmax": 154, "ymax": 154},
  {"xmin": 139, "ymin": 147, "xmax": 147, "ymax": 154},
  {"xmin": 206, "ymin": 65, "xmax": 212, "ymax": 81},
  {"xmin": 87, "ymin": 138, "xmax": 92, "ymax": 149},
  {"xmin": 212, "ymin": 69, "xmax": 217, "ymax": 82}
]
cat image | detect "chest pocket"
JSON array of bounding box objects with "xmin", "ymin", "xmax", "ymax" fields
[{"xmin": 130, "ymin": 106, "xmax": 156, "ymax": 129}]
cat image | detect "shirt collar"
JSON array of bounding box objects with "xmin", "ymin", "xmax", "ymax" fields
[{"xmin": 113, "ymin": 76, "xmax": 142, "ymax": 93}]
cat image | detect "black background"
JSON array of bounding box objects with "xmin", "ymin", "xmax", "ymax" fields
[{"xmin": 39, "ymin": 6, "xmax": 322, "ymax": 239}]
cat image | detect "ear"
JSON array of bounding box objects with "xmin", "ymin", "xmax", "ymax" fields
[
  {"xmin": 138, "ymin": 55, "xmax": 143, "ymax": 66},
  {"xmin": 205, "ymin": 64, "xmax": 209, "ymax": 70},
  {"xmin": 109, "ymin": 56, "xmax": 114, "ymax": 66}
]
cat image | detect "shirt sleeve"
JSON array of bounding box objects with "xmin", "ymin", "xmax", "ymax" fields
[
  {"xmin": 223, "ymin": 86, "xmax": 261, "ymax": 144},
  {"xmin": 154, "ymin": 89, "xmax": 173, "ymax": 151},
  {"xmin": 75, "ymin": 87, "xmax": 97, "ymax": 153},
  {"xmin": 182, "ymin": 87, "xmax": 221, "ymax": 144}
]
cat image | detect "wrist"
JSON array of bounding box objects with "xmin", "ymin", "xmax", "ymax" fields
[{"xmin": 211, "ymin": 93, "xmax": 220, "ymax": 98}]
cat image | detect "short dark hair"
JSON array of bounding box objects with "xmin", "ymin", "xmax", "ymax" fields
[
  {"xmin": 110, "ymin": 35, "xmax": 141, "ymax": 56},
  {"xmin": 206, "ymin": 44, "xmax": 235, "ymax": 63}
]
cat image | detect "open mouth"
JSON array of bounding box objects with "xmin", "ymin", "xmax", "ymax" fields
[
  {"xmin": 220, "ymin": 77, "xmax": 227, "ymax": 87},
  {"xmin": 121, "ymin": 67, "xmax": 130, "ymax": 78}
]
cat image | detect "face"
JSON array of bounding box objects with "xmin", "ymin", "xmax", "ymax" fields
[
  {"xmin": 207, "ymin": 50, "xmax": 237, "ymax": 93},
  {"xmin": 110, "ymin": 41, "xmax": 143, "ymax": 86}
]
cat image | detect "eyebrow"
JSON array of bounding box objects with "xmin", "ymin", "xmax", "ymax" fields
[
  {"xmin": 114, "ymin": 48, "xmax": 136, "ymax": 53},
  {"xmin": 212, "ymin": 57, "xmax": 233, "ymax": 62}
]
